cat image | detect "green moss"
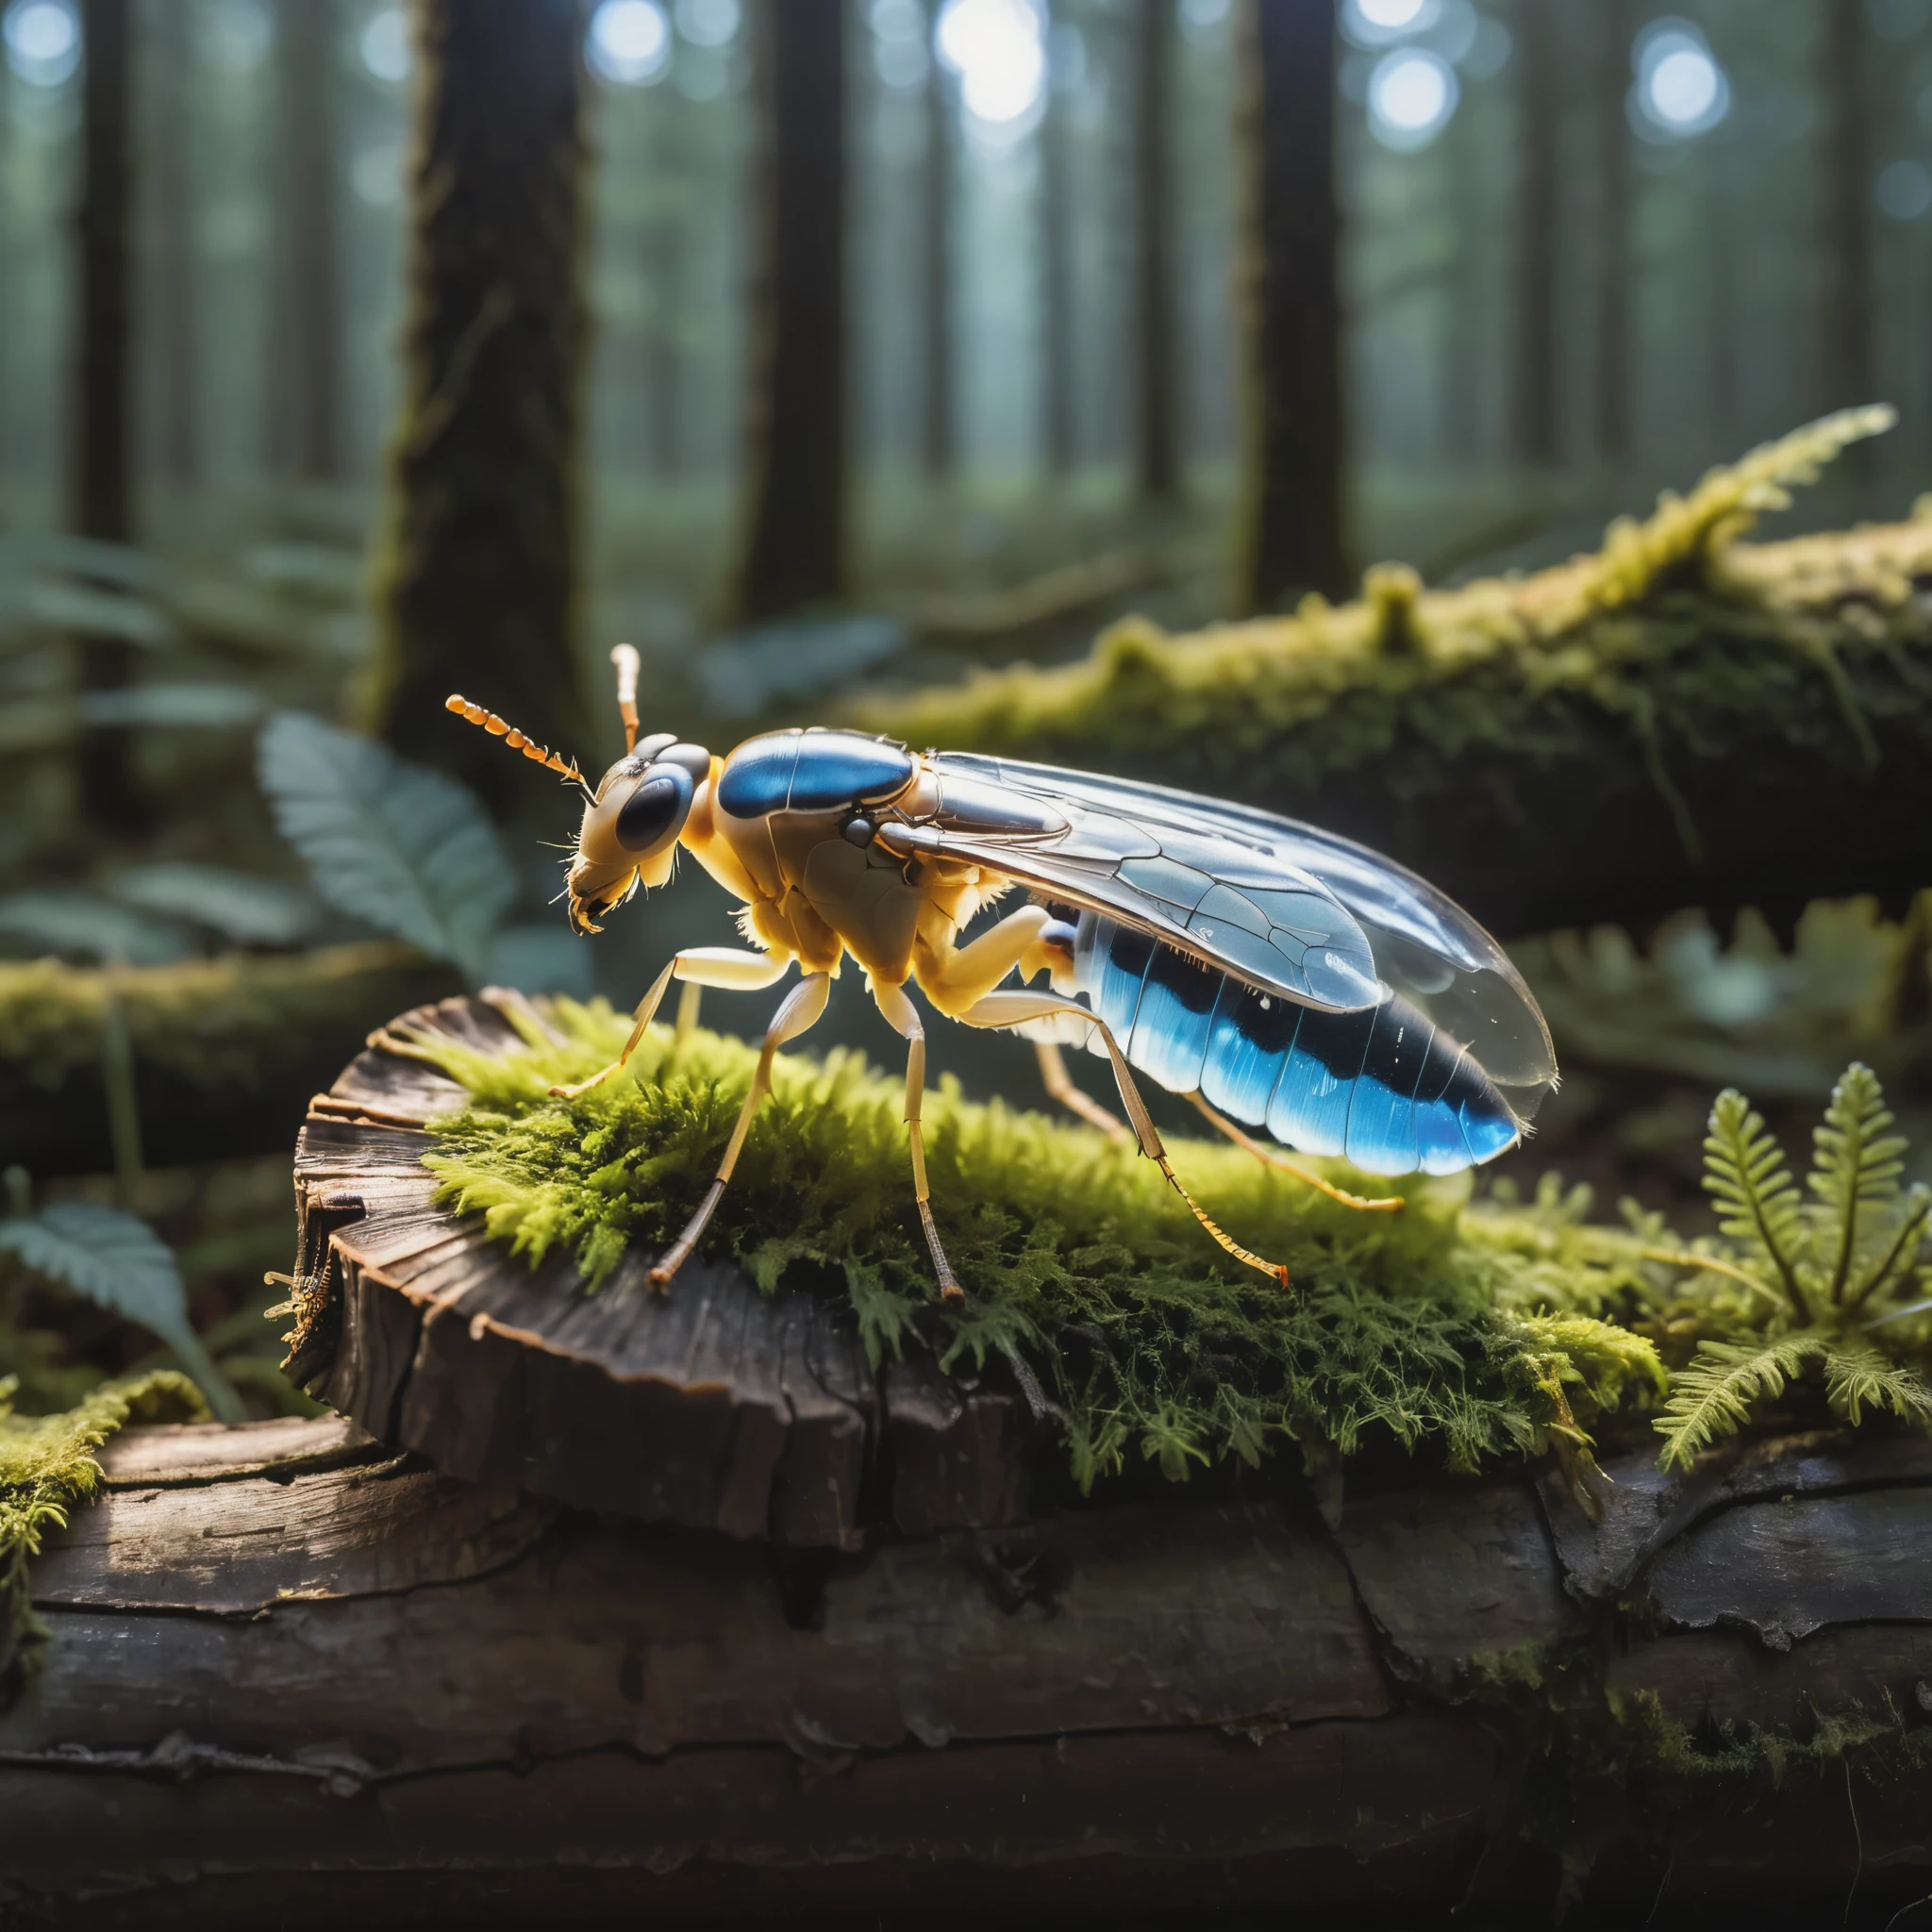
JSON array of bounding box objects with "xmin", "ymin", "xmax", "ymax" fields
[
  {"xmin": 0, "ymin": 1370, "xmax": 205, "ymax": 1695},
  {"xmin": 849, "ymin": 409, "xmax": 1917, "ymax": 842},
  {"xmin": 406, "ymin": 998, "xmax": 1662, "ymax": 1488}
]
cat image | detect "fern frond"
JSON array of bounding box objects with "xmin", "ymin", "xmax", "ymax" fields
[
  {"xmin": 1821, "ymin": 1341, "xmax": 1932, "ymax": 1430},
  {"xmin": 1846, "ymin": 1183, "xmax": 1932, "ymax": 1313},
  {"xmin": 1808, "ymin": 1062, "xmax": 1907, "ymax": 1303},
  {"xmin": 1702, "ymin": 1090, "xmax": 1811, "ymax": 1321},
  {"xmin": 1654, "ymin": 1333, "xmax": 1824, "ymax": 1471}
]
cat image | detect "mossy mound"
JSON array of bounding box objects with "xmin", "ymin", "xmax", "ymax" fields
[{"xmin": 413, "ymin": 998, "xmax": 1662, "ymax": 1489}]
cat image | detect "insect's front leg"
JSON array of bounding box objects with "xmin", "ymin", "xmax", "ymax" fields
[
  {"xmin": 649, "ymin": 971, "xmax": 832, "ymax": 1290},
  {"xmin": 951, "ymin": 988, "xmax": 1292, "ymax": 1291},
  {"xmin": 548, "ymin": 946, "xmax": 793, "ymax": 1100},
  {"xmin": 870, "ymin": 977, "xmax": 961, "ymax": 1305}
]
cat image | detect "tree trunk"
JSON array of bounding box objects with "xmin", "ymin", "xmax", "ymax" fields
[
  {"xmin": 1232, "ymin": 0, "xmax": 1346, "ymax": 612},
  {"xmin": 1130, "ymin": 0, "xmax": 1177, "ymax": 503},
  {"xmin": 363, "ymin": 0, "xmax": 594, "ymax": 810},
  {"xmin": 273, "ymin": 0, "xmax": 340, "ymax": 482},
  {"xmin": 921, "ymin": 0, "xmax": 955, "ymax": 480},
  {"xmin": 1510, "ymin": 0, "xmax": 1558, "ymax": 466},
  {"xmin": 72, "ymin": 0, "xmax": 138, "ymax": 836},
  {"xmin": 150, "ymin": 0, "xmax": 199, "ymax": 487},
  {"xmin": 730, "ymin": 0, "xmax": 846, "ymax": 624},
  {"xmin": 1038, "ymin": 35, "xmax": 1074, "ymax": 476},
  {"xmin": 1818, "ymin": 0, "xmax": 1871, "ymax": 418},
  {"xmin": 1593, "ymin": 0, "xmax": 1629, "ymax": 462},
  {"xmin": 645, "ymin": 104, "xmax": 686, "ymax": 482},
  {"xmin": 8, "ymin": 1415, "xmax": 1932, "ymax": 1922}
]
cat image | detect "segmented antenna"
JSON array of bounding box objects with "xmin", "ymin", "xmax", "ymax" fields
[
  {"xmin": 444, "ymin": 694, "xmax": 586, "ymax": 785},
  {"xmin": 610, "ymin": 641, "xmax": 641, "ymax": 753}
]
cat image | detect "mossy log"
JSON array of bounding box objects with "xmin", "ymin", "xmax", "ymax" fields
[
  {"xmin": 5, "ymin": 1415, "xmax": 1932, "ymax": 1923},
  {"xmin": 854, "ymin": 415, "xmax": 1932, "ymax": 936},
  {"xmin": 0, "ymin": 944, "xmax": 460, "ymax": 1176}
]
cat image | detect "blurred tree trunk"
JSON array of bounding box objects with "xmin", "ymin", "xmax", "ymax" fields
[
  {"xmin": 1232, "ymin": 0, "xmax": 1345, "ymax": 613},
  {"xmin": 151, "ymin": 0, "xmax": 199, "ymax": 486},
  {"xmin": 921, "ymin": 0, "xmax": 955, "ymax": 479},
  {"xmin": 1818, "ymin": 0, "xmax": 1871, "ymax": 420},
  {"xmin": 73, "ymin": 0, "xmax": 138, "ymax": 835},
  {"xmin": 1440, "ymin": 103, "xmax": 1483, "ymax": 462},
  {"xmin": 365, "ymin": 0, "xmax": 593, "ymax": 809},
  {"xmin": 1038, "ymin": 39, "xmax": 1074, "ymax": 476},
  {"xmin": 645, "ymin": 108, "xmax": 686, "ymax": 481},
  {"xmin": 1593, "ymin": 0, "xmax": 1629, "ymax": 462},
  {"xmin": 1131, "ymin": 0, "xmax": 1177, "ymax": 502},
  {"xmin": 730, "ymin": 0, "xmax": 846, "ymax": 623},
  {"xmin": 274, "ymin": 0, "xmax": 340, "ymax": 481},
  {"xmin": 1510, "ymin": 0, "xmax": 1557, "ymax": 466}
]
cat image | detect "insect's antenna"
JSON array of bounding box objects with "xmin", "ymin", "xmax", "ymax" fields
[
  {"xmin": 444, "ymin": 694, "xmax": 586, "ymax": 786},
  {"xmin": 610, "ymin": 642, "xmax": 641, "ymax": 754}
]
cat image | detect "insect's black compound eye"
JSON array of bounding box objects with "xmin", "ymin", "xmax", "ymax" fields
[{"xmin": 614, "ymin": 761, "xmax": 694, "ymax": 855}]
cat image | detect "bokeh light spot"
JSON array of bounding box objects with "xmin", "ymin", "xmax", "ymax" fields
[
  {"xmin": 3, "ymin": 0, "xmax": 80, "ymax": 87},
  {"xmin": 358, "ymin": 6, "xmax": 411, "ymax": 84},
  {"xmin": 936, "ymin": 0, "xmax": 1045, "ymax": 127},
  {"xmin": 1878, "ymin": 158, "xmax": 1932, "ymax": 221},
  {"xmin": 1367, "ymin": 46, "xmax": 1457, "ymax": 148},
  {"xmin": 589, "ymin": 0, "xmax": 671, "ymax": 83}
]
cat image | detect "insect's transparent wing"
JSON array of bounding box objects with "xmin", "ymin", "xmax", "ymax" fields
[
  {"xmin": 893, "ymin": 758, "xmax": 1379, "ymax": 1011},
  {"xmin": 924, "ymin": 752, "xmax": 1557, "ymax": 1104}
]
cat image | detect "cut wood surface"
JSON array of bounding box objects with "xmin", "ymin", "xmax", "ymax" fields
[
  {"xmin": 288, "ymin": 995, "xmax": 1043, "ymax": 1547},
  {"xmin": 5, "ymin": 1414, "xmax": 1932, "ymax": 1924}
]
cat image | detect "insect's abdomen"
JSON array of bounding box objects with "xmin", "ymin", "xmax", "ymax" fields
[{"xmin": 1071, "ymin": 915, "xmax": 1520, "ymax": 1176}]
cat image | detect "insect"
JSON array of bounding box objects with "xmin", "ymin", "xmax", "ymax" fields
[{"xmin": 441, "ymin": 645, "xmax": 1557, "ymax": 1301}]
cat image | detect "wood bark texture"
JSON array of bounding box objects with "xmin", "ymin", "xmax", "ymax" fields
[
  {"xmin": 5, "ymin": 1415, "xmax": 1932, "ymax": 1924},
  {"xmin": 287, "ymin": 997, "xmax": 1046, "ymax": 1547}
]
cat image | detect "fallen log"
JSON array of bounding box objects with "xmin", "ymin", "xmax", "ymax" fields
[
  {"xmin": 4, "ymin": 1415, "xmax": 1932, "ymax": 1924},
  {"xmin": 0, "ymin": 943, "xmax": 461, "ymax": 1177},
  {"xmin": 850, "ymin": 414, "xmax": 1932, "ymax": 937}
]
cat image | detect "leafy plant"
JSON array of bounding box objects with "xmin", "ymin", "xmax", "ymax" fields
[
  {"xmin": 0, "ymin": 1187, "xmax": 243, "ymax": 1423},
  {"xmin": 1652, "ymin": 1063, "xmax": 1932, "ymax": 1468},
  {"xmin": 257, "ymin": 711, "xmax": 586, "ymax": 993}
]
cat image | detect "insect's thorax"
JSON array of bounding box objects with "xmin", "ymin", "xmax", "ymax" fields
[{"xmin": 698, "ymin": 730, "xmax": 985, "ymax": 986}]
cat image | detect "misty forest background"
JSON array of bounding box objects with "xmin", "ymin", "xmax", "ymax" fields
[{"xmin": 3, "ymin": 0, "xmax": 1932, "ymax": 1413}]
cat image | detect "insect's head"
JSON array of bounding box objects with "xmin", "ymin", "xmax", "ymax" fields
[{"xmin": 442, "ymin": 647, "xmax": 712, "ymax": 937}]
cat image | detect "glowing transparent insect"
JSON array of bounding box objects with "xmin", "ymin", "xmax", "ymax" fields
[{"xmin": 433, "ymin": 646, "xmax": 1557, "ymax": 1300}]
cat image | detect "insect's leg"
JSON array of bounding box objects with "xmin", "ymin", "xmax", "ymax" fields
[
  {"xmin": 675, "ymin": 979, "xmax": 703, "ymax": 1046},
  {"xmin": 912, "ymin": 904, "xmax": 1055, "ymax": 1017},
  {"xmin": 650, "ymin": 971, "xmax": 832, "ymax": 1290},
  {"xmin": 954, "ymin": 990, "xmax": 1291, "ymax": 1290},
  {"xmin": 548, "ymin": 947, "xmax": 791, "ymax": 1099},
  {"xmin": 1185, "ymin": 1092, "xmax": 1404, "ymax": 1213},
  {"xmin": 1034, "ymin": 1037, "xmax": 1127, "ymax": 1141},
  {"xmin": 872, "ymin": 977, "xmax": 962, "ymax": 1305}
]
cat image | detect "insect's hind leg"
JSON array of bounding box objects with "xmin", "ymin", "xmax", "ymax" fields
[
  {"xmin": 1185, "ymin": 1092, "xmax": 1404, "ymax": 1212},
  {"xmin": 548, "ymin": 946, "xmax": 791, "ymax": 1099},
  {"xmin": 871, "ymin": 978, "xmax": 962, "ymax": 1305},
  {"xmin": 650, "ymin": 971, "xmax": 833, "ymax": 1290},
  {"xmin": 954, "ymin": 990, "xmax": 1292, "ymax": 1291}
]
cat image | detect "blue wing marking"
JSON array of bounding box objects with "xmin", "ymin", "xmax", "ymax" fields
[
  {"xmin": 1266, "ymin": 1006, "xmax": 1374, "ymax": 1158},
  {"xmin": 1341, "ymin": 999, "xmax": 1431, "ymax": 1174},
  {"xmin": 1127, "ymin": 943, "xmax": 1221, "ymax": 1094},
  {"xmin": 1199, "ymin": 978, "xmax": 1301, "ymax": 1124}
]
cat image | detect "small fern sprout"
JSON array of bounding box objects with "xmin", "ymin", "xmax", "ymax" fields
[{"xmin": 1653, "ymin": 1063, "xmax": 1932, "ymax": 1470}]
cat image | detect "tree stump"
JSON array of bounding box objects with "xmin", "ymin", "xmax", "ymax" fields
[
  {"xmin": 6, "ymin": 1416, "xmax": 1932, "ymax": 1923},
  {"xmin": 288, "ymin": 994, "xmax": 1046, "ymax": 1547}
]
